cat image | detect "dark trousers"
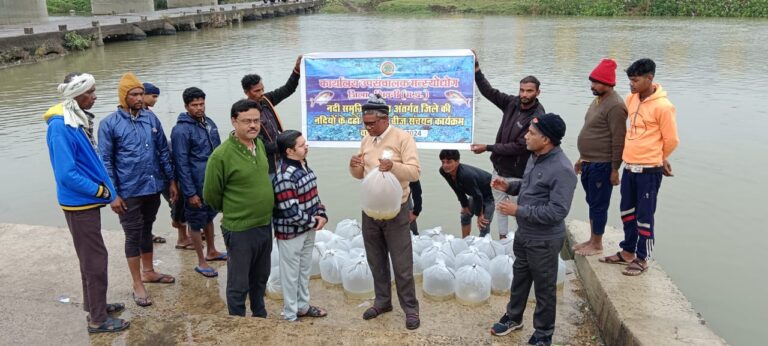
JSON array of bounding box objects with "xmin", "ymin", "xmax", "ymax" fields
[
  {"xmin": 619, "ymin": 169, "xmax": 662, "ymax": 261},
  {"xmin": 223, "ymin": 225, "xmax": 272, "ymax": 317},
  {"xmin": 118, "ymin": 194, "xmax": 161, "ymax": 258},
  {"xmin": 64, "ymin": 208, "xmax": 109, "ymax": 325},
  {"xmin": 362, "ymin": 204, "xmax": 419, "ymax": 315},
  {"xmin": 407, "ymin": 198, "xmax": 418, "ymax": 235},
  {"xmin": 506, "ymin": 236, "xmax": 564, "ymax": 342},
  {"xmin": 581, "ymin": 162, "xmax": 614, "ymax": 236}
]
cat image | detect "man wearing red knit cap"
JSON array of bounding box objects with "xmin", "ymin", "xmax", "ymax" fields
[{"xmin": 573, "ymin": 59, "xmax": 628, "ymax": 256}]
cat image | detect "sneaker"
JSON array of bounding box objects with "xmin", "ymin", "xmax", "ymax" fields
[
  {"xmin": 528, "ymin": 335, "xmax": 551, "ymax": 346},
  {"xmin": 405, "ymin": 313, "xmax": 420, "ymax": 330},
  {"xmin": 490, "ymin": 314, "xmax": 523, "ymax": 336}
]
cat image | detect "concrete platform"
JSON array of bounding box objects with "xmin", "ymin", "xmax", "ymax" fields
[
  {"xmin": 564, "ymin": 220, "xmax": 728, "ymax": 346},
  {"xmin": 1, "ymin": 222, "xmax": 601, "ymax": 345}
]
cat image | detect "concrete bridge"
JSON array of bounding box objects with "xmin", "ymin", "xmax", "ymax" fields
[
  {"xmin": 0, "ymin": 0, "xmax": 309, "ymax": 25},
  {"xmin": 0, "ymin": 1, "xmax": 324, "ymax": 67}
]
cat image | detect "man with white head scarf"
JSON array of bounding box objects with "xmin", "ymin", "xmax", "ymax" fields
[{"xmin": 44, "ymin": 72, "xmax": 130, "ymax": 333}]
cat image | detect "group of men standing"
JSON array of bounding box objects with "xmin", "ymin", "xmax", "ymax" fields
[{"xmin": 44, "ymin": 51, "xmax": 678, "ymax": 344}]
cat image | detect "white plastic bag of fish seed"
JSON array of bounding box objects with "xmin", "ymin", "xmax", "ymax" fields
[{"xmin": 361, "ymin": 157, "xmax": 402, "ymax": 220}]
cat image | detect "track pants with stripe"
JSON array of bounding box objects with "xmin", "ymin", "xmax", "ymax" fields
[{"xmin": 619, "ymin": 169, "xmax": 663, "ymax": 261}]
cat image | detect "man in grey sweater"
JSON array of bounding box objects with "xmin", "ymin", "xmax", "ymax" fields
[{"xmin": 488, "ymin": 113, "xmax": 577, "ymax": 346}]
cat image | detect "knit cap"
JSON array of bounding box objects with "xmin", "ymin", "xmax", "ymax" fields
[
  {"xmin": 589, "ymin": 59, "xmax": 617, "ymax": 87},
  {"xmin": 532, "ymin": 113, "xmax": 566, "ymax": 146},
  {"xmin": 118, "ymin": 72, "xmax": 143, "ymax": 110}
]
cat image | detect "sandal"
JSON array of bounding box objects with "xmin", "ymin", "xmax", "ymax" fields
[
  {"xmin": 622, "ymin": 259, "xmax": 648, "ymax": 276},
  {"xmin": 405, "ymin": 313, "xmax": 420, "ymax": 330},
  {"xmin": 106, "ymin": 303, "xmax": 125, "ymax": 314},
  {"xmin": 132, "ymin": 293, "xmax": 152, "ymax": 307},
  {"xmin": 599, "ymin": 251, "xmax": 632, "ymax": 265},
  {"xmin": 362, "ymin": 305, "xmax": 392, "ymax": 320},
  {"xmin": 175, "ymin": 243, "xmax": 195, "ymax": 250},
  {"xmin": 205, "ymin": 252, "xmax": 228, "ymax": 262},
  {"xmin": 298, "ymin": 305, "xmax": 327, "ymax": 318},
  {"xmin": 152, "ymin": 235, "xmax": 166, "ymax": 244},
  {"xmin": 87, "ymin": 317, "xmax": 130, "ymax": 333},
  {"xmin": 142, "ymin": 273, "xmax": 175, "ymax": 284},
  {"xmin": 195, "ymin": 266, "xmax": 218, "ymax": 278}
]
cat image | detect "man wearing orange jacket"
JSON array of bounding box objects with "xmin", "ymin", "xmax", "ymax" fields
[{"xmin": 599, "ymin": 58, "xmax": 679, "ymax": 276}]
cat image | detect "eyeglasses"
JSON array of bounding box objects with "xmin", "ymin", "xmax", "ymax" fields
[
  {"xmin": 363, "ymin": 118, "xmax": 383, "ymax": 128},
  {"xmin": 237, "ymin": 118, "xmax": 261, "ymax": 125}
]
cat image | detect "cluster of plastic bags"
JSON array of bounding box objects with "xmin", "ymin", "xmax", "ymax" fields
[{"xmin": 267, "ymin": 221, "xmax": 567, "ymax": 305}]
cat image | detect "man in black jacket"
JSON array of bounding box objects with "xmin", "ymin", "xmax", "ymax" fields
[
  {"xmin": 470, "ymin": 52, "xmax": 546, "ymax": 240},
  {"xmin": 438, "ymin": 149, "xmax": 494, "ymax": 238},
  {"xmin": 241, "ymin": 55, "xmax": 302, "ymax": 176}
]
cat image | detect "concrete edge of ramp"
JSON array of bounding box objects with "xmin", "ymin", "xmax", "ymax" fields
[{"xmin": 564, "ymin": 220, "xmax": 728, "ymax": 346}]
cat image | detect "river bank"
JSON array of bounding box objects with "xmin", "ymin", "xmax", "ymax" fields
[
  {"xmin": 322, "ymin": 0, "xmax": 768, "ymax": 17},
  {"xmin": 1, "ymin": 222, "xmax": 602, "ymax": 345},
  {"xmin": 0, "ymin": 1, "xmax": 322, "ymax": 68}
]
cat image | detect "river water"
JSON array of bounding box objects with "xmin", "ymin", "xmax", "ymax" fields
[{"xmin": 0, "ymin": 13, "xmax": 765, "ymax": 344}]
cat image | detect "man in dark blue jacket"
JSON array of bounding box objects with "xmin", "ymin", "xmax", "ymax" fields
[
  {"xmin": 438, "ymin": 149, "xmax": 494, "ymax": 238},
  {"xmin": 98, "ymin": 72, "xmax": 178, "ymax": 307},
  {"xmin": 171, "ymin": 87, "xmax": 225, "ymax": 278},
  {"xmin": 45, "ymin": 72, "xmax": 129, "ymax": 333},
  {"xmin": 489, "ymin": 113, "xmax": 577, "ymax": 346}
]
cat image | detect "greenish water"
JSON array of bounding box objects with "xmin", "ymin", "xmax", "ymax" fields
[{"xmin": 0, "ymin": 14, "xmax": 765, "ymax": 344}]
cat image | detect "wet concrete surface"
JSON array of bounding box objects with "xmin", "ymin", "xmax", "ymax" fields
[{"xmin": 1, "ymin": 222, "xmax": 602, "ymax": 345}]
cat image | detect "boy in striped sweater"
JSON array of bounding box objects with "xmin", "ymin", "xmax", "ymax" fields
[{"xmin": 272, "ymin": 130, "xmax": 328, "ymax": 321}]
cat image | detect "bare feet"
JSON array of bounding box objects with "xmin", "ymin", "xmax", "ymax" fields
[
  {"xmin": 572, "ymin": 240, "xmax": 588, "ymax": 251},
  {"xmin": 575, "ymin": 241, "xmax": 603, "ymax": 256}
]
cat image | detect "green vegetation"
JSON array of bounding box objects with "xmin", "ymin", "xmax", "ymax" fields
[
  {"xmin": 46, "ymin": 0, "xmax": 91, "ymax": 14},
  {"xmin": 323, "ymin": 0, "xmax": 768, "ymax": 17},
  {"xmin": 63, "ymin": 31, "xmax": 91, "ymax": 51}
]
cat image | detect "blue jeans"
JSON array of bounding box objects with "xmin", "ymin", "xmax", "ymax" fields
[{"xmin": 460, "ymin": 196, "xmax": 494, "ymax": 237}]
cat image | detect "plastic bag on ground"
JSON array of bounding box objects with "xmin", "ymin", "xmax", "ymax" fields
[
  {"xmin": 342, "ymin": 256, "xmax": 375, "ymax": 299},
  {"xmin": 270, "ymin": 239, "xmax": 279, "ymax": 266},
  {"xmin": 422, "ymin": 259, "xmax": 455, "ymax": 301},
  {"xmin": 455, "ymin": 264, "xmax": 492, "ymax": 305},
  {"xmin": 266, "ymin": 266, "xmax": 282, "ymax": 300},
  {"xmin": 320, "ymin": 249, "xmax": 349, "ymax": 286},
  {"xmin": 412, "ymin": 250, "xmax": 423, "ymax": 283},
  {"xmin": 463, "ymin": 235, "xmax": 480, "ymax": 247},
  {"xmin": 361, "ymin": 165, "xmax": 401, "ymax": 220},
  {"xmin": 441, "ymin": 235, "xmax": 469, "ymax": 257},
  {"xmin": 557, "ymin": 256, "xmax": 566, "ymax": 286},
  {"xmin": 422, "ymin": 226, "xmax": 446, "ymax": 243},
  {"xmin": 310, "ymin": 242, "xmax": 325, "ymax": 279},
  {"xmin": 315, "ymin": 229, "xmax": 334, "ymax": 244},
  {"xmin": 475, "ymin": 236, "xmax": 505, "ymax": 259},
  {"xmin": 455, "ymin": 247, "xmax": 491, "ymax": 271},
  {"xmin": 335, "ymin": 219, "xmax": 362, "ymax": 239},
  {"xmin": 489, "ymin": 254, "xmax": 515, "ymax": 295},
  {"xmin": 420, "ymin": 242, "xmax": 456, "ymax": 270},
  {"xmin": 350, "ymin": 234, "xmax": 365, "ymax": 250},
  {"xmin": 326, "ymin": 234, "xmax": 351, "ymax": 252},
  {"xmin": 348, "ymin": 247, "xmax": 365, "ymax": 260},
  {"xmin": 412, "ymin": 235, "xmax": 434, "ymax": 255}
]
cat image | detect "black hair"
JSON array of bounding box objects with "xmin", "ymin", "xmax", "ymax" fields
[
  {"xmin": 182, "ymin": 87, "xmax": 206, "ymax": 105},
  {"xmin": 626, "ymin": 58, "xmax": 656, "ymax": 77},
  {"xmin": 230, "ymin": 99, "xmax": 260, "ymax": 118},
  {"xmin": 519, "ymin": 75, "xmax": 541, "ymax": 90},
  {"xmin": 439, "ymin": 149, "xmax": 460, "ymax": 161},
  {"xmin": 276, "ymin": 130, "xmax": 302, "ymax": 156},
  {"xmin": 63, "ymin": 72, "xmax": 82, "ymax": 83},
  {"xmin": 241, "ymin": 74, "xmax": 262, "ymax": 91}
]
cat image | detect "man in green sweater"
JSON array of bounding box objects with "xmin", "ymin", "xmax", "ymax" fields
[{"xmin": 203, "ymin": 99, "xmax": 275, "ymax": 317}]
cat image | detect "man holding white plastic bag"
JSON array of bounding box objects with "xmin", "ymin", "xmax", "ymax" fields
[{"xmin": 349, "ymin": 94, "xmax": 421, "ymax": 330}]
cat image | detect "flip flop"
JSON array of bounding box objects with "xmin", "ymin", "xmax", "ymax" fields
[
  {"xmin": 142, "ymin": 274, "xmax": 175, "ymax": 284},
  {"xmin": 298, "ymin": 305, "xmax": 327, "ymax": 318},
  {"xmin": 195, "ymin": 266, "xmax": 218, "ymax": 278},
  {"xmin": 175, "ymin": 243, "xmax": 195, "ymax": 250},
  {"xmin": 152, "ymin": 235, "xmax": 166, "ymax": 244},
  {"xmin": 87, "ymin": 317, "xmax": 130, "ymax": 333},
  {"xmin": 598, "ymin": 251, "xmax": 632, "ymax": 265},
  {"xmin": 622, "ymin": 259, "xmax": 648, "ymax": 276},
  {"xmin": 205, "ymin": 252, "xmax": 228, "ymax": 261}
]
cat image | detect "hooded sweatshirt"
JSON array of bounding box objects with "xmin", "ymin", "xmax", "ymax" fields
[
  {"xmin": 623, "ymin": 84, "xmax": 680, "ymax": 165},
  {"xmin": 44, "ymin": 103, "xmax": 116, "ymax": 210}
]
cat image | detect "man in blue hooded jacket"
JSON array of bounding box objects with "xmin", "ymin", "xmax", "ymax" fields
[
  {"xmin": 45, "ymin": 72, "xmax": 129, "ymax": 333},
  {"xmin": 98, "ymin": 72, "xmax": 178, "ymax": 307},
  {"xmin": 171, "ymin": 87, "xmax": 225, "ymax": 278}
]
